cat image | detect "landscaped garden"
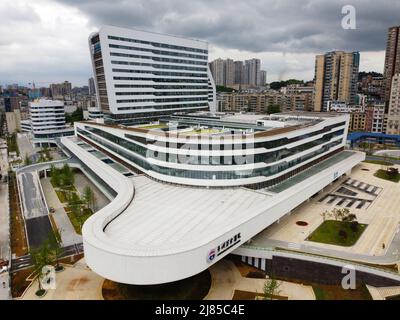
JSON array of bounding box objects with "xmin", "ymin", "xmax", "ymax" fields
[
  {"xmin": 49, "ymin": 164, "xmax": 96, "ymax": 234},
  {"xmin": 374, "ymin": 168, "xmax": 400, "ymax": 183},
  {"xmin": 307, "ymin": 208, "xmax": 367, "ymax": 246}
]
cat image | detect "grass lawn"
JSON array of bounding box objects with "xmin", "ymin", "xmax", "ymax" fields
[
  {"xmin": 307, "ymin": 220, "xmax": 367, "ymax": 246},
  {"xmin": 363, "ymin": 160, "xmax": 394, "ymax": 166},
  {"xmin": 66, "ymin": 208, "xmax": 93, "ymax": 234},
  {"xmin": 102, "ymin": 269, "xmax": 211, "ymax": 300},
  {"xmin": 374, "ymin": 169, "xmax": 400, "ymax": 183},
  {"xmin": 55, "ymin": 190, "xmax": 70, "ymax": 203}
]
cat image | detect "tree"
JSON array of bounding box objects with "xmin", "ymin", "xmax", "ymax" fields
[
  {"xmin": 50, "ymin": 164, "xmax": 60, "ymax": 187},
  {"xmin": 338, "ymin": 229, "xmax": 347, "ymax": 239},
  {"xmin": 83, "ymin": 186, "xmax": 96, "ymax": 211},
  {"xmin": 69, "ymin": 192, "xmax": 84, "ymax": 231},
  {"xmin": 29, "ymin": 240, "xmax": 54, "ymax": 296},
  {"xmin": 263, "ymin": 276, "xmax": 281, "ymax": 300},
  {"xmin": 24, "ymin": 153, "xmax": 31, "ymax": 166},
  {"xmin": 267, "ymin": 104, "xmax": 281, "ymax": 114},
  {"xmin": 48, "ymin": 228, "xmax": 64, "ymax": 272},
  {"xmin": 269, "ymin": 79, "xmax": 304, "ymax": 90},
  {"xmin": 216, "ymin": 85, "xmax": 235, "ymax": 93},
  {"xmin": 60, "ymin": 164, "xmax": 74, "ymax": 187},
  {"xmin": 65, "ymin": 107, "xmax": 84, "ymax": 124},
  {"xmin": 320, "ymin": 210, "xmax": 330, "ymax": 221}
]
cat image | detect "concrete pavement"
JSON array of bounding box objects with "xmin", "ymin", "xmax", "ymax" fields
[
  {"xmin": 20, "ymin": 258, "xmax": 104, "ymax": 300},
  {"xmin": 205, "ymin": 260, "xmax": 315, "ymax": 300},
  {"xmin": 250, "ymin": 162, "xmax": 400, "ymax": 265},
  {"xmin": 17, "ymin": 133, "xmax": 35, "ymax": 159},
  {"xmin": 74, "ymin": 173, "xmax": 110, "ymax": 212},
  {"xmin": 41, "ymin": 178, "xmax": 82, "ymax": 246}
]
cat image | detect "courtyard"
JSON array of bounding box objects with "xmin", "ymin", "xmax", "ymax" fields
[{"xmin": 251, "ymin": 162, "xmax": 400, "ymax": 258}]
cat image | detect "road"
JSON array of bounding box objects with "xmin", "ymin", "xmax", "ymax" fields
[
  {"xmin": 17, "ymin": 133, "xmax": 35, "ymax": 159},
  {"xmin": 365, "ymin": 155, "xmax": 400, "ymax": 165},
  {"xmin": 0, "ymin": 181, "xmax": 11, "ymax": 300},
  {"xmin": 18, "ymin": 172, "xmax": 48, "ymax": 220},
  {"xmin": 10, "ymin": 243, "xmax": 84, "ymax": 272},
  {"xmin": 25, "ymin": 216, "xmax": 54, "ymax": 248},
  {"xmin": 0, "ymin": 182, "xmax": 10, "ymax": 262}
]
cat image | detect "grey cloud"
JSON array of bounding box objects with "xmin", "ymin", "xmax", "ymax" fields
[{"xmin": 54, "ymin": 0, "xmax": 400, "ymax": 53}]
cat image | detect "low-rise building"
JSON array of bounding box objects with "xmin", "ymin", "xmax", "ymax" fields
[{"xmin": 29, "ymin": 99, "xmax": 74, "ymax": 142}]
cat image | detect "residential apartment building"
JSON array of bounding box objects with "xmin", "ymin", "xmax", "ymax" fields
[
  {"xmin": 210, "ymin": 58, "xmax": 225, "ymax": 86},
  {"xmin": 50, "ymin": 81, "xmax": 72, "ymax": 100},
  {"xmin": 89, "ymin": 77, "xmax": 96, "ymax": 96},
  {"xmin": 386, "ymin": 73, "xmax": 400, "ymax": 134},
  {"xmin": 234, "ymin": 61, "xmax": 244, "ymax": 85},
  {"xmin": 313, "ymin": 51, "xmax": 360, "ymax": 112},
  {"xmin": 260, "ymin": 70, "xmax": 267, "ymax": 86},
  {"xmin": 210, "ymin": 58, "xmax": 265, "ymax": 88},
  {"xmin": 89, "ymin": 25, "xmax": 216, "ymax": 125},
  {"xmin": 217, "ymin": 91, "xmax": 312, "ymax": 113},
  {"xmin": 245, "ymin": 58, "xmax": 261, "ymax": 86},
  {"xmin": 383, "ymin": 26, "xmax": 400, "ymax": 107}
]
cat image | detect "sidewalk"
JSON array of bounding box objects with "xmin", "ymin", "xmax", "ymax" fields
[
  {"xmin": 0, "ymin": 182, "xmax": 11, "ymax": 300},
  {"xmin": 41, "ymin": 178, "xmax": 82, "ymax": 246}
]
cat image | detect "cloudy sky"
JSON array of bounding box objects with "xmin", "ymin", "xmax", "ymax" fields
[{"xmin": 0, "ymin": 0, "xmax": 399, "ymax": 87}]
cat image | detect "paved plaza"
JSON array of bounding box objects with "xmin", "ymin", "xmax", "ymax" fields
[
  {"xmin": 20, "ymin": 259, "xmax": 104, "ymax": 300},
  {"xmin": 73, "ymin": 172, "xmax": 110, "ymax": 211},
  {"xmin": 252, "ymin": 162, "xmax": 400, "ymax": 259},
  {"xmin": 205, "ymin": 260, "xmax": 315, "ymax": 300}
]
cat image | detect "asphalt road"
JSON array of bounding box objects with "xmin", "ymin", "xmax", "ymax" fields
[
  {"xmin": 25, "ymin": 216, "xmax": 54, "ymax": 248},
  {"xmin": 19, "ymin": 172, "xmax": 48, "ymax": 219},
  {"xmin": 365, "ymin": 155, "xmax": 400, "ymax": 165}
]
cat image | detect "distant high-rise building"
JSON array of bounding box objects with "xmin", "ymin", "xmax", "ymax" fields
[
  {"xmin": 88, "ymin": 77, "xmax": 96, "ymax": 96},
  {"xmin": 386, "ymin": 73, "xmax": 400, "ymax": 134},
  {"xmin": 244, "ymin": 58, "xmax": 261, "ymax": 86},
  {"xmin": 210, "ymin": 58, "xmax": 225, "ymax": 86},
  {"xmin": 313, "ymin": 51, "xmax": 360, "ymax": 112},
  {"xmin": 234, "ymin": 61, "xmax": 244, "ymax": 85},
  {"xmin": 50, "ymin": 81, "xmax": 72, "ymax": 99},
  {"xmin": 260, "ymin": 70, "xmax": 267, "ymax": 86},
  {"xmin": 225, "ymin": 59, "xmax": 235, "ymax": 86},
  {"xmin": 383, "ymin": 26, "xmax": 400, "ymax": 108}
]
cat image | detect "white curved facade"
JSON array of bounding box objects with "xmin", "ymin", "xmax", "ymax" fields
[
  {"xmin": 74, "ymin": 112, "xmax": 349, "ymax": 188},
  {"xmin": 60, "ymin": 112, "xmax": 365, "ymax": 285}
]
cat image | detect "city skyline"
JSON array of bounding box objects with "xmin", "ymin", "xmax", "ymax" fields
[{"xmin": 1, "ymin": 0, "xmax": 400, "ymax": 86}]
